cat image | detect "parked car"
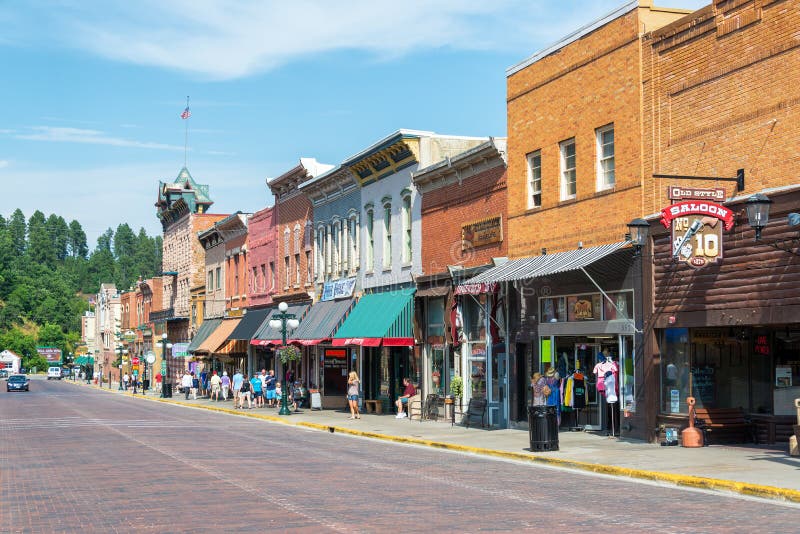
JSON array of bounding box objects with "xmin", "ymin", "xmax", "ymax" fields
[
  {"xmin": 0, "ymin": 369, "xmax": 9, "ymax": 379},
  {"xmin": 7, "ymin": 374, "xmax": 30, "ymax": 392},
  {"xmin": 47, "ymin": 367, "xmax": 63, "ymax": 380}
]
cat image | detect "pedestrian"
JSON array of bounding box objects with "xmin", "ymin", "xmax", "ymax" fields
[
  {"xmin": 221, "ymin": 371, "xmax": 231, "ymax": 400},
  {"xmin": 191, "ymin": 371, "xmax": 199, "ymax": 400},
  {"xmin": 274, "ymin": 381, "xmax": 282, "ymax": 406},
  {"xmin": 250, "ymin": 373, "xmax": 263, "ymax": 408},
  {"xmin": 238, "ymin": 374, "xmax": 252, "ymax": 409},
  {"xmin": 200, "ymin": 369, "xmax": 208, "ymax": 397},
  {"xmin": 181, "ymin": 370, "xmax": 193, "ymax": 400},
  {"xmin": 122, "ymin": 372, "xmax": 130, "ymax": 390},
  {"xmin": 265, "ymin": 369, "xmax": 277, "ymax": 407},
  {"xmin": 155, "ymin": 372, "xmax": 162, "ymax": 393},
  {"xmin": 209, "ymin": 370, "xmax": 221, "ymax": 401},
  {"xmin": 347, "ymin": 371, "xmax": 361, "ymax": 419},
  {"xmin": 132, "ymin": 374, "xmax": 138, "ymax": 395},
  {"xmin": 232, "ymin": 369, "xmax": 244, "ymax": 406},
  {"xmin": 395, "ymin": 377, "xmax": 415, "ymax": 418}
]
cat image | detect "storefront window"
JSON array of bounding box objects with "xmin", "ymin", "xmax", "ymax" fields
[
  {"xmin": 469, "ymin": 356, "xmax": 486, "ymax": 399},
  {"xmin": 567, "ymin": 294, "xmax": 602, "ymax": 321},
  {"xmin": 427, "ymin": 297, "xmax": 445, "ymax": 337},
  {"xmin": 463, "ymin": 294, "xmax": 486, "ymax": 341},
  {"xmin": 540, "ymin": 297, "xmax": 566, "ymax": 323},
  {"xmin": 430, "ymin": 345, "xmax": 445, "ymax": 395},
  {"xmin": 604, "ymin": 292, "xmax": 634, "ymax": 320},
  {"xmin": 659, "ymin": 328, "xmax": 691, "ymax": 414}
]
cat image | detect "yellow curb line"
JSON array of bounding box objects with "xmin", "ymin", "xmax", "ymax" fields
[{"xmin": 66, "ymin": 380, "xmax": 800, "ymax": 503}]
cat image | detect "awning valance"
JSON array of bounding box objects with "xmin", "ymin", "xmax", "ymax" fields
[
  {"xmin": 415, "ymin": 285, "xmax": 451, "ymax": 298},
  {"xmin": 290, "ymin": 298, "xmax": 355, "ymax": 344},
  {"xmin": 332, "ymin": 288, "xmax": 415, "ymax": 347},
  {"xmin": 187, "ymin": 318, "xmax": 223, "ymax": 353},
  {"xmin": 458, "ymin": 242, "xmax": 629, "ymax": 288}
]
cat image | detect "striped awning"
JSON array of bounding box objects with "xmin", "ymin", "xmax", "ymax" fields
[
  {"xmin": 193, "ymin": 318, "xmax": 241, "ymax": 355},
  {"xmin": 289, "ymin": 298, "xmax": 355, "ymax": 344},
  {"xmin": 216, "ymin": 339, "xmax": 248, "ymax": 355},
  {"xmin": 187, "ymin": 318, "xmax": 223, "ymax": 353},
  {"xmin": 458, "ymin": 242, "xmax": 630, "ymax": 288},
  {"xmin": 332, "ymin": 288, "xmax": 415, "ymax": 347},
  {"xmin": 251, "ymin": 303, "xmax": 310, "ymax": 346}
]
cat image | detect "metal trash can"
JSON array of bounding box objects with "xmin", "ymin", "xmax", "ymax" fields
[
  {"xmin": 142, "ymin": 379, "xmax": 150, "ymax": 391},
  {"xmin": 163, "ymin": 383, "xmax": 173, "ymax": 398},
  {"xmin": 528, "ymin": 405, "xmax": 559, "ymax": 452}
]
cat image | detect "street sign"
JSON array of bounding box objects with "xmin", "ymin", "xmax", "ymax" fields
[{"xmin": 132, "ymin": 357, "xmax": 140, "ymax": 366}]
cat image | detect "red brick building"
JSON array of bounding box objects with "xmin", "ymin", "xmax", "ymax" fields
[{"xmin": 246, "ymin": 206, "xmax": 277, "ymax": 309}]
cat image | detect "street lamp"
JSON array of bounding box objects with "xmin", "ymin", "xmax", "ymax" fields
[
  {"xmin": 116, "ymin": 346, "xmax": 128, "ymax": 390},
  {"xmin": 745, "ymin": 193, "xmax": 772, "ymax": 240},
  {"xmin": 268, "ymin": 301, "xmax": 300, "ymax": 415},
  {"xmin": 160, "ymin": 333, "xmax": 173, "ymax": 398},
  {"xmin": 626, "ymin": 218, "xmax": 650, "ymax": 256}
]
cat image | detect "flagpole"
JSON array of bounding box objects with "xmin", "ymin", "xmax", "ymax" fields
[{"xmin": 184, "ymin": 96, "xmax": 190, "ymax": 168}]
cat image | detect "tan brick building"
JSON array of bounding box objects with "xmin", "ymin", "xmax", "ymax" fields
[
  {"xmin": 267, "ymin": 158, "xmax": 333, "ymax": 303},
  {"xmin": 506, "ymin": 1, "xmax": 690, "ymax": 256}
]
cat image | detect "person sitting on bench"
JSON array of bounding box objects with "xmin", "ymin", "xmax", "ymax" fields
[{"xmin": 395, "ymin": 377, "xmax": 415, "ymax": 419}]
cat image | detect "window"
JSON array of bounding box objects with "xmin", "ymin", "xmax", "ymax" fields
[
  {"xmin": 348, "ymin": 215, "xmax": 358, "ymax": 273},
  {"xmin": 316, "ymin": 227, "xmax": 325, "ymax": 280},
  {"xmin": 208, "ymin": 270, "xmax": 213, "ymax": 292},
  {"xmin": 305, "ymin": 250, "xmax": 312, "ymax": 284},
  {"xmin": 382, "ymin": 202, "xmax": 392, "ymax": 269},
  {"xmin": 294, "ymin": 253, "xmax": 300, "ymax": 285},
  {"xmin": 560, "ymin": 138, "xmax": 576, "ymax": 200},
  {"xmin": 215, "ymin": 267, "xmax": 221, "ymax": 290},
  {"xmin": 284, "ymin": 256, "xmax": 290, "ymax": 288},
  {"xmin": 401, "ymin": 194, "xmax": 412, "ymax": 263},
  {"xmin": 341, "ymin": 219, "xmax": 348, "ymax": 274},
  {"xmin": 251, "ymin": 267, "xmax": 257, "ymax": 293},
  {"xmin": 234, "ymin": 255, "xmax": 239, "ymax": 295},
  {"xmin": 269, "ymin": 261, "xmax": 275, "ymax": 291},
  {"xmin": 325, "ymin": 225, "xmax": 332, "ymax": 276},
  {"xmin": 527, "ymin": 150, "xmax": 542, "ymax": 208},
  {"xmin": 365, "ymin": 208, "xmax": 374, "ymax": 271},
  {"xmin": 596, "ymin": 124, "xmax": 615, "ymax": 190},
  {"xmin": 330, "ymin": 221, "xmax": 339, "ymax": 275}
]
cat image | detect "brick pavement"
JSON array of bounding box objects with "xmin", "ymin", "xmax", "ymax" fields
[{"xmin": 2, "ymin": 379, "xmax": 799, "ymax": 533}]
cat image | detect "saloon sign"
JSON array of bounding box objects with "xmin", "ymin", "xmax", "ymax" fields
[{"xmin": 660, "ymin": 188, "xmax": 735, "ymax": 269}]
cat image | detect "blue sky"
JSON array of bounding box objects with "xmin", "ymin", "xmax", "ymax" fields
[{"xmin": 0, "ymin": 0, "xmax": 707, "ymax": 246}]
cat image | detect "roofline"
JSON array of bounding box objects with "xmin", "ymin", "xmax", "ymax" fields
[
  {"xmin": 298, "ymin": 164, "xmax": 344, "ymax": 191},
  {"xmin": 342, "ymin": 129, "xmax": 435, "ymax": 166},
  {"xmin": 412, "ymin": 137, "xmax": 505, "ymax": 181},
  {"xmin": 507, "ymin": 0, "xmax": 639, "ymax": 77}
]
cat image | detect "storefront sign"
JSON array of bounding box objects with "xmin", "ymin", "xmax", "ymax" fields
[
  {"xmin": 171, "ymin": 343, "xmax": 190, "ymax": 358},
  {"xmin": 321, "ymin": 278, "xmax": 356, "ymax": 301},
  {"xmin": 661, "ymin": 197, "xmax": 733, "ymax": 269},
  {"xmin": 691, "ymin": 329, "xmax": 725, "ymax": 343},
  {"xmin": 754, "ymin": 335, "xmax": 770, "ymax": 356},
  {"xmin": 567, "ymin": 295, "xmax": 601, "ymax": 321},
  {"xmin": 462, "ymin": 215, "xmax": 503, "ymax": 250},
  {"xmin": 37, "ymin": 346, "xmax": 62, "ymax": 363},
  {"xmin": 454, "ymin": 282, "xmax": 498, "ymax": 295},
  {"xmin": 668, "ymin": 186, "xmax": 725, "ymax": 202}
]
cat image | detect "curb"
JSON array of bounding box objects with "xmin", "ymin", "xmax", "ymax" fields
[{"xmin": 65, "ymin": 380, "xmax": 800, "ymax": 504}]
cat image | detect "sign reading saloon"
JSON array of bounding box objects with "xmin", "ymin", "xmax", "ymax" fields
[{"xmin": 660, "ymin": 194, "xmax": 735, "ymax": 269}]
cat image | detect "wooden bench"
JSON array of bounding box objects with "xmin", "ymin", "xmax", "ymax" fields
[
  {"xmin": 461, "ymin": 397, "xmax": 487, "ymax": 428},
  {"xmin": 363, "ymin": 399, "xmax": 382, "ymax": 414},
  {"xmin": 694, "ymin": 407, "xmax": 754, "ymax": 444}
]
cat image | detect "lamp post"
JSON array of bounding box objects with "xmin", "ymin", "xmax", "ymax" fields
[
  {"xmin": 160, "ymin": 333, "xmax": 173, "ymax": 398},
  {"xmin": 116, "ymin": 346, "xmax": 128, "ymax": 390},
  {"xmin": 268, "ymin": 302, "xmax": 300, "ymax": 415},
  {"xmin": 745, "ymin": 193, "xmax": 772, "ymax": 240}
]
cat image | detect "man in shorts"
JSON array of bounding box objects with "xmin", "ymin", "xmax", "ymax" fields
[
  {"xmin": 250, "ymin": 373, "xmax": 263, "ymax": 407},
  {"xmin": 395, "ymin": 377, "xmax": 415, "ymax": 418},
  {"xmin": 264, "ymin": 369, "xmax": 277, "ymax": 408},
  {"xmin": 231, "ymin": 369, "xmax": 244, "ymax": 405},
  {"xmin": 209, "ymin": 370, "xmax": 221, "ymax": 401},
  {"xmin": 220, "ymin": 371, "xmax": 231, "ymax": 400}
]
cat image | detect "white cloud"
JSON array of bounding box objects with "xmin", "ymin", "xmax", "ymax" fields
[
  {"xmin": 14, "ymin": 126, "xmax": 184, "ymax": 151},
  {"xmin": 33, "ymin": 0, "xmax": 583, "ymax": 80}
]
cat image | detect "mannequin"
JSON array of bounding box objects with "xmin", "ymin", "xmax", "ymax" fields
[{"xmin": 593, "ymin": 348, "xmax": 619, "ymax": 435}]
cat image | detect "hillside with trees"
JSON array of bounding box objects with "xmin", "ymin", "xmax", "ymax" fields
[{"xmin": 0, "ymin": 209, "xmax": 162, "ymax": 370}]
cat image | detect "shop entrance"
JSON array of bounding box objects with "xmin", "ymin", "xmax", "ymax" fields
[
  {"xmin": 489, "ymin": 348, "xmax": 508, "ymax": 427},
  {"xmin": 574, "ymin": 343, "xmax": 601, "ymax": 430}
]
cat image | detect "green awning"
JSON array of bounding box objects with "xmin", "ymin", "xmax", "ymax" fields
[
  {"xmin": 75, "ymin": 356, "xmax": 94, "ymax": 365},
  {"xmin": 332, "ymin": 288, "xmax": 415, "ymax": 347},
  {"xmin": 187, "ymin": 318, "xmax": 223, "ymax": 353}
]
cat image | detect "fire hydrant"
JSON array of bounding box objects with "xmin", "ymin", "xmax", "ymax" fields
[
  {"xmin": 789, "ymin": 398, "xmax": 799, "ymax": 457},
  {"xmin": 682, "ymin": 396, "xmax": 704, "ymax": 448}
]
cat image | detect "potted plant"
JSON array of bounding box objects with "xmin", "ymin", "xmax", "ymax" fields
[
  {"xmin": 450, "ymin": 375, "xmax": 464, "ymax": 411},
  {"xmin": 278, "ymin": 345, "xmax": 301, "ymax": 364}
]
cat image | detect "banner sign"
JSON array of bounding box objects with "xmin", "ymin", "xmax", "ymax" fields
[
  {"xmin": 660, "ymin": 200, "xmax": 734, "ymax": 231},
  {"xmin": 454, "ymin": 282, "xmax": 498, "ymax": 295},
  {"xmin": 37, "ymin": 346, "xmax": 62, "ymax": 363},
  {"xmin": 321, "ymin": 278, "xmax": 356, "ymax": 302}
]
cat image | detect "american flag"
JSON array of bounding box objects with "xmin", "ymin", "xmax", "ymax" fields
[{"xmin": 180, "ymin": 106, "xmax": 191, "ymax": 120}]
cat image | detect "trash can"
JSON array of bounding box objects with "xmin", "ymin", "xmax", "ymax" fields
[
  {"xmin": 142, "ymin": 379, "xmax": 150, "ymax": 391},
  {"xmin": 528, "ymin": 405, "xmax": 559, "ymax": 452},
  {"xmin": 163, "ymin": 383, "xmax": 173, "ymax": 398}
]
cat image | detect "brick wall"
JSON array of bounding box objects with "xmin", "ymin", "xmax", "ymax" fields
[
  {"xmin": 421, "ymin": 165, "xmax": 508, "ymax": 274},
  {"xmin": 247, "ymin": 207, "xmax": 276, "ymax": 308},
  {"xmin": 642, "ymin": 0, "xmax": 800, "ymax": 212},
  {"xmin": 274, "ymin": 193, "xmax": 313, "ymax": 300},
  {"xmin": 225, "ymin": 233, "xmax": 248, "ymax": 311}
]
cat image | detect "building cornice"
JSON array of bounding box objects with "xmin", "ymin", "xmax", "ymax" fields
[{"xmin": 412, "ymin": 138, "xmax": 507, "ymax": 193}]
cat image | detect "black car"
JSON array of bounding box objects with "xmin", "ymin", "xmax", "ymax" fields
[{"xmin": 7, "ymin": 375, "xmax": 30, "ymax": 392}]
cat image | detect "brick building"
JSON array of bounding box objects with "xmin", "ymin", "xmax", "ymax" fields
[
  {"xmin": 639, "ymin": 0, "xmax": 800, "ymax": 443},
  {"xmin": 246, "ymin": 206, "xmax": 277, "ymax": 309},
  {"xmin": 267, "ymin": 158, "xmax": 332, "ymax": 303}
]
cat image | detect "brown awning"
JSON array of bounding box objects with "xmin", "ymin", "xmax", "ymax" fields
[
  {"xmin": 194, "ymin": 318, "xmax": 241, "ymax": 354},
  {"xmin": 415, "ymin": 285, "xmax": 450, "ymax": 298}
]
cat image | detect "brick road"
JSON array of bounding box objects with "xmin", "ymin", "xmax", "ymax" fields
[{"xmin": 2, "ymin": 379, "xmax": 798, "ymax": 533}]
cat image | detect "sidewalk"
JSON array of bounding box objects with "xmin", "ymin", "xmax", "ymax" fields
[{"xmin": 70, "ymin": 381, "xmax": 800, "ymax": 503}]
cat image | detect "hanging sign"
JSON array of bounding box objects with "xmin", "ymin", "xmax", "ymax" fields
[
  {"xmin": 667, "ymin": 186, "xmax": 726, "ymax": 202},
  {"xmin": 660, "ymin": 193, "xmax": 734, "ymax": 269},
  {"xmin": 462, "ymin": 215, "xmax": 503, "ymax": 250},
  {"xmin": 321, "ymin": 278, "xmax": 356, "ymax": 301}
]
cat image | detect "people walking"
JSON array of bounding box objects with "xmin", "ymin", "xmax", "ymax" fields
[
  {"xmin": 265, "ymin": 370, "xmax": 277, "ymax": 407},
  {"xmin": 155, "ymin": 372, "xmax": 162, "ymax": 393},
  {"xmin": 221, "ymin": 371, "xmax": 231, "ymax": 400},
  {"xmin": 347, "ymin": 371, "xmax": 361, "ymax": 419},
  {"xmin": 190, "ymin": 371, "xmax": 199, "ymax": 400},
  {"xmin": 181, "ymin": 370, "xmax": 193, "ymax": 400},
  {"xmin": 250, "ymin": 373, "xmax": 263, "ymax": 408},
  {"xmin": 209, "ymin": 370, "xmax": 221, "ymax": 401},
  {"xmin": 122, "ymin": 373, "xmax": 130, "ymax": 390},
  {"xmin": 232, "ymin": 369, "xmax": 244, "ymax": 406},
  {"xmin": 238, "ymin": 374, "xmax": 252, "ymax": 409}
]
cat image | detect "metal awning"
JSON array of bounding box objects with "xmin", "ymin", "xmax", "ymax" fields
[
  {"xmin": 187, "ymin": 318, "xmax": 223, "ymax": 353},
  {"xmin": 227, "ymin": 308, "xmax": 272, "ymax": 341},
  {"xmin": 459, "ymin": 242, "xmax": 630, "ymax": 287},
  {"xmin": 251, "ymin": 303, "xmax": 310, "ymax": 346},
  {"xmin": 332, "ymin": 288, "xmax": 415, "ymax": 347},
  {"xmin": 289, "ymin": 298, "xmax": 355, "ymax": 344}
]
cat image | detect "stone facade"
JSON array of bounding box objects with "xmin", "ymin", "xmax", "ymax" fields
[
  {"xmin": 246, "ymin": 206, "xmax": 277, "ymax": 309},
  {"xmin": 505, "ymin": 1, "xmax": 690, "ymax": 257}
]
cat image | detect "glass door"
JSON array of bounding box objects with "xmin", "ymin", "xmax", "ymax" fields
[
  {"xmin": 575, "ymin": 343, "xmax": 601, "ymax": 430},
  {"xmin": 489, "ymin": 350, "xmax": 508, "ymax": 427}
]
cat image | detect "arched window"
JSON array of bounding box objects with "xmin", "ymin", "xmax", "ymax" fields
[{"xmin": 382, "ymin": 199, "xmax": 392, "ymax": 269}]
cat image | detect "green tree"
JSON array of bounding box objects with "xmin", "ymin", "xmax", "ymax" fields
[
  {"xmin": 27, "ymin": 210, "xmax": 53, "ymax": 266},
  {"xmin": 8, "ymin": 208, "xmax": 27, "ymax": 256},
  {"xmin": 46, "ymin": 214, "xmax": 70, "ymax": 261},
  {"xmin": 68, "ymin": 219, "xmax": 88, "ymax": 259},
  {"xmin": 113, "ymin": 223, "xmax": 138, "ymax": 288}
]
